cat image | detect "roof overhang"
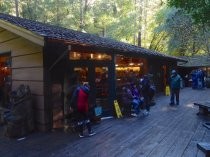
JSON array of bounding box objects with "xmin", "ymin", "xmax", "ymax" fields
[
  {"xmin": 178, "ymin": 56, "xmax": 210, "ymax": 67},
  {"xmin": 0, "ymin": 19, "xmax": 44, "ymax": 46},
  {"xmin": 47, "ymin": 38, "xmax": 187, "ymax": 62}
]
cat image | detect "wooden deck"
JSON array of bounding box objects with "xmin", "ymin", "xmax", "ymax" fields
[{"xmin": 1, "ymin": 87, "xmax": 210, "ymax": 157}]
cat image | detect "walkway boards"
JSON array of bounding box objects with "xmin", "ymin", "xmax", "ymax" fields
[{"xmin": 1, "ymin": 88, "xmax": 210, "ymax": 157}]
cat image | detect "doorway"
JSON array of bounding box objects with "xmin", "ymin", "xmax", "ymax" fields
[
  {"xmin": 69, "ymin": 62, "xmax": 111, "ymax": 116},
  {"xmin": 0, "ymin": 53, "xmax": 11, "ymax": 108}
]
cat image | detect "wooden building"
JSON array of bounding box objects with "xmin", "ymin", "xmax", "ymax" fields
[
  {"xmin": 0, "ymin": 13, "xmax": 185, "ymax": 131},
  {"xmin": 178, "ymin": 56, "xmax": 210, "ymax": 77}
]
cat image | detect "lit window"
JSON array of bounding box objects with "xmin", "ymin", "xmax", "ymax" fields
[{"xmin": 69, "ymin": 52, "xmax": 111, "ymax": 60}]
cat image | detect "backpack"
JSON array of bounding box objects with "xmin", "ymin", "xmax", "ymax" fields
[{"xmin": 67, "ymin": 85, "xmax": 80, "ymax": 112}]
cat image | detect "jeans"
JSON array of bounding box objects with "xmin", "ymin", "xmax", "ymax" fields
[
  {"xmin": 132, "ymin": 99, "xmax": 140, "ymax": 114},
  {"xmin": 170, "ymin": 89, "xmax": 180, "ymax": 105},
  {"xmin": 77, "ymin": 112, "xmax": 91, "ymax": 135},
  {"xmin": 143, "ymin": 95, "xmax": 150, "ymax": 111}
]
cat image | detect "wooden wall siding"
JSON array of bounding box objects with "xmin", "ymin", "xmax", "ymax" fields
[
  {"xmin": 12, "ymin": 81, "xmax": 44, "ymax": 96},
  {"xmin": 0, "ymin": 29, "xmax": 44, "ymax": 95},
  {"xmin": 0, "ymin": 27, "xmax": 4, "ymax": 32},
  {"xmin": 0, "ymin": 27, "xmax": 48, "ymax": 130},
  {"xmin": 0, "ymin": 30, "xmax": 42, "ymax": 56},
  {"xmin": 0, "ymin": 30, "xmax": 19, "ymax": 43},
  {"xmin": 32, "ymin": 95, "xmax": 45, "ymax": 110},
  {"xmin": 0, "ymin": 20, "xmax": 44, "ymax": 46},
  {"xmin": 35, "ymin": 109, "xmax": 51, "ymax": 125},
  {"xmin": 12, "ymin": 53, "xmax": 43, "ymax": 67},
  {"xmin": 12, "ymin": 68, "xmax": 43, "ymax": 81}
]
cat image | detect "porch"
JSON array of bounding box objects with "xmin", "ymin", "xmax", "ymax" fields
[{"xmin": 1, "ymin": 87, "xmax": 210, "ymax": 157}]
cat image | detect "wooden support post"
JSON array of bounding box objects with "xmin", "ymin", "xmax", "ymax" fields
[
  {"xmin": 197, "ymin": 143, "xmax": 210, "ymax": 157},
  {"xmin": 109, "ymin": 54, "xmax": 116, "ymax": 115}
]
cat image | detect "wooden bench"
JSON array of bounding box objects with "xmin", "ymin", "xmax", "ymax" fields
[
  {"xmin": 197, "ymin": 142, "xmax": 210, "ymax": 157},
  {"xmin": 203, "ymin": 122, "xmax": 210, "ymax": 130},
  {"xmin": 194, "ymin": 102, "xmax": 210, "ymax": 115}
]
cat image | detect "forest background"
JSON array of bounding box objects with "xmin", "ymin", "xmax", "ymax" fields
[{"xmin": 0, "ymin": 0, "xmax": 210, "ymax": 57}]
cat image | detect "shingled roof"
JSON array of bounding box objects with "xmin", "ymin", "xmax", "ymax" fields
[
  {"xmin": 0, "ymin": 13, "xmax": 185, "ymax": 62},
  {"xmin": 178, "ymin": 56, "xmax": 210, "ymax": 67}
]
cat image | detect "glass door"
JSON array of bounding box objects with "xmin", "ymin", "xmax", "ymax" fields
[
  {"xmin": 68, "ymin": 65, "xmax": 111, "ymax": 116},
  {"xmin": 73, "ymin": 67, "xmax": 88, "ymax": 83},
  {"xmin": 64, "ymin": 66, "xmax": 88, "ymax": 115},
  {"xmin": 95, "ymin": 67, "xmax": 109, "ymax": 115}
]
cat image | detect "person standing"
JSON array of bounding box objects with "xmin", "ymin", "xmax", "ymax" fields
[
  {"xmin": 76, "ymin": 84, "xmax": 96, "ymax": 138},
  {"xmin": 121, "ymin": 84, "xmax": 133, "ymax": 117},
  {"xmin": 141, "ymin": 75, "xmax": 151, "ymax": 115},
  {"xmin": 169, "ymin": 70, "xmax": 181, "ymax": 106}
]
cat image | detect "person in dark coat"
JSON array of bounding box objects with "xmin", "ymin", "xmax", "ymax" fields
[
  {"xmin": 121, "ymin": 85, "xmax": 133, "ymax": 117},
  {"xmin": 141, "ymin": 75, "xmax": 151, "ymax": 115},
  {"xmin": 169, "ymin": 70, "xmax": 181, "ymax": 105}
]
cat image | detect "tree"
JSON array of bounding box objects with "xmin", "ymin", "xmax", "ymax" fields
[
  {"xmin": 90, "ymin": 0, "xmax": 137, "ymax": 42},
  {"xmin": 153, "ymin": 7, "xmax": 210, "ymax": 56},
  {"xmin": 167, "ymin": 0, "xmax": 210, "ymax": 26},
  {"xmin": 0, "ymin": 0, "xmax": 14, "ymax": 14}
]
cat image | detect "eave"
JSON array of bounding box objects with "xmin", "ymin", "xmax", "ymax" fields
[{"xmin": 0, "ymin": 19, "xmax": 44, "ymax": 46}]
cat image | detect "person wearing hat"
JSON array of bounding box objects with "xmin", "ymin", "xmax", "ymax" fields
[{"xmin": 169, "ymin": 70, "xmax": 181, "ymax": 105}]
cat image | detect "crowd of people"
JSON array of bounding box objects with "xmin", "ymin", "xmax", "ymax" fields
[
  {"xmin": 121, "ymin": 74, "xmax": 156, "ymax": 117},
  {"xmin": 66, "ymin": 73, "xmax": 156, "ymax": 137},
  {"xmin": 65, "ymin": 70, "xmax": 187, "ymax": 138},
  {"xmin": 191, "ymin": 69, "xmax": 206, "ymax": 89}
]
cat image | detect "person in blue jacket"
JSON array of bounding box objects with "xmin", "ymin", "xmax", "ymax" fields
[{"xmin": 169, "ymin": 70, "xmax": 181, "ymax": 106}]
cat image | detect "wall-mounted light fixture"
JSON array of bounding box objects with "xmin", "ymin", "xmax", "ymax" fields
[
  {"xmin": 138, "ymin": 63, "xmax": 143, "ymax": 66},
  {"xmin": 90, "ymin": 53, "xmax": 94, "ymax": 59}
]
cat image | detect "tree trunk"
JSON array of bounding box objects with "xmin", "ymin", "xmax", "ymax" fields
[
  {"xmin": 56, "ymin": 0, "xmax": 60, "ymax": 26},
  {"xmin": 137, "ymin": 0, "xmax": 143, "ymax": 47},
  {"xmin": 203, "ymin": 25, "xmax": 210, "ymax": 55},
  {"xmin": 138, "ymin": 31, "xmax": 142, "ymax": 47},
  {"xmin": 15, "ymin": 0, "xmax": 19, "ymax": 17},
  {"xmin": 143, "ymin": 0, "xmax": 148, "ymax": 47},
  {"xmin": 79, "ymin": 0, "xmax": 84, "ymax": 31}
]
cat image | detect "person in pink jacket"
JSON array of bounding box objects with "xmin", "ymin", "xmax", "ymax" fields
[{"xmin": 76, "ymin": 84, "xmax": 96, "ymax": 138}]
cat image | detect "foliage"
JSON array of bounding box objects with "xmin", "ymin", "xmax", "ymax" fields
[
  {"xmin": 153, "ymin": 7, "xmax": 210, "ymax": 56},
  {"xmin": 0, "ymin": 0, "xmax": 14, "ymax": 14},
  {"xmin": 0, "ymin": 0, "xmax": 162, "ymax": 47},
  {"xmin": 167, "ymin": 0, "xmax": 210, "ymax": 26},
  {"xmin": 0, "ymin": 0, "xmax": 209, "ymax": 57}
]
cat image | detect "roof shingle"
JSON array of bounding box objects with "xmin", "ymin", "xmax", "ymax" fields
[
  {"xmin": 178, "ymin": 56, "xmax": 210, "ymax": 67},
  {"xmin": 0, "ymin": 13, "xmax": 185, "ymax": 62}
]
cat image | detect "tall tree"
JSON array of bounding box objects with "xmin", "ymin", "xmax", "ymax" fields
[
  {"xmin": 15, "ymin": 0, "xmax": 19, "ymax": 17},
  {"xmin": 137, "ymin": 0, "xmax": 143, "ymax": 47},
  {"xmin": 153, "ymin": 7, "xmax": 210, "ymax": 56},
  {"xmin": 167, "ymin": 0, "xmax": 210, "ymax": 26}
]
